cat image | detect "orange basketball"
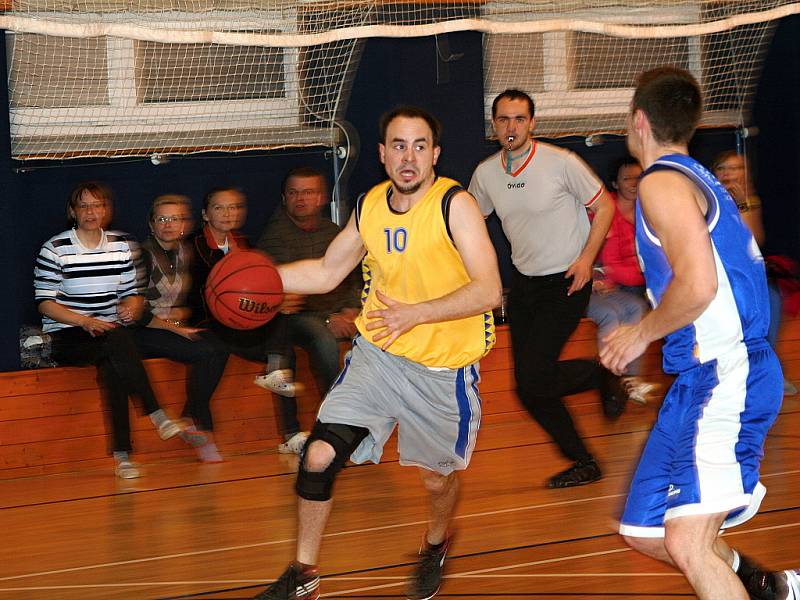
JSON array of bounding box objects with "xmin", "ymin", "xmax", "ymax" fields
[{"xmin": 204, "ymin": 250, "xmax": 284, "ymax": 330}]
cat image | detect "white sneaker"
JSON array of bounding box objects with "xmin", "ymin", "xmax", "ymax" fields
[
  {"xmin": 254, "ymin": 369, "xmax": 304, "ymax": 397},
  {"xmin": 622, "ymin": 377, "xmax": 656, "ymax": 405},
  {"xmin": 278, "ymin": 431, "xmax": 309, "ymax": 455},
  {"xmin": 157, "ymin": 418, "xmax": 182, "ymax": 440},
  {"xmin": 785, "ymin": 569, "xmax": 800, "ymax": 599},
  {"xmin": 115, "ymin": 460, "xmax": 141, "ymax": 479}
]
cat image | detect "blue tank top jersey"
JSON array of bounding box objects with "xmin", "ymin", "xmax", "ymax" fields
[{"xmin": 635, "ymin": 154, "xmax": 769, "ymax": 373}]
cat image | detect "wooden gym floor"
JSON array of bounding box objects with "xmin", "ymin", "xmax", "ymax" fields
[{"xmin": 0, "ymin": 385, "xmax": 798, "ymax": 599}]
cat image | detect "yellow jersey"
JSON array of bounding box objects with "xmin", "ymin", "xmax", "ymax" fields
[{"xmin": 354, "ymin": 176, "xmax": 495, "ymax": 368}]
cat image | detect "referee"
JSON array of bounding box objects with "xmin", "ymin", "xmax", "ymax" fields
[{"xmin": 469, "ymin": 89, "xmax": 631, "ymax": 488}]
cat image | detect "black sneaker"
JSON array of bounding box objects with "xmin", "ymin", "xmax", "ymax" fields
[
  {"xmin": 599, "ymin": 367, "xmax": 630, "ymax": 419},
  {"xmin": 406, "ymin": 537, "xmax": 450, "ymax": 600},
  {"xmin": 737, "ymin": 554, "xmax": 780, "ymax": 600},
  {"xmin": 253, "ymin": 563, "xmax": 320, "ymax": 600},
  {"xmin": 547, "ymin": 459, "xmax": 602, "ymax": 488}
]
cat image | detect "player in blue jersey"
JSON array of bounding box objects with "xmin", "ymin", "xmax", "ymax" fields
[{"xmin": 600, "ymin": 67, "xmax": 799, "ymax": 600}]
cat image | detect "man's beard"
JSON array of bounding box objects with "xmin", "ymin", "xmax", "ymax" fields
[{"xmin": 391, "ymin": 176, "xmax": 423, "ymax": 195}]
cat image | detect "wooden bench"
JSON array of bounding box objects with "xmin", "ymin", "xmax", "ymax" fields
[{"xmin": 1, "ymin": 318, "xmax": 798, "ymax": 480}]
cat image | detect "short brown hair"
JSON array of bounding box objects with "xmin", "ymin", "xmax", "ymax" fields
[
  {"xmin": 379, "ymin": 106, "xmax": 442, "ymax": 148},
  {"xmin": 281, "ymin": 167, "xmax": 327, "ymax": 197},
  {"xmin": 203, "ymin": 186, "xmax": 245, "ymax": 210},
  {"xmin": 67, "ymin": 181, "xmax": 111, "ymax": 224},
  {"xmin": 492, "ymin": 89, "xmax": 535, "ymax": 119},
  {"xmin": 632, "ymin": 67, "xmax": 702, "ymax": 145}
]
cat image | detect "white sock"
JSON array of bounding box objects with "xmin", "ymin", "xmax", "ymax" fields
[
  {"xmin": 730, "ymin": 549, "xmax": 741, "ymax": 573},
  {"xmin": 148, "ymin": 408, "xmax": 168, "ymax": 427},
  {"xmin": 113, "ymin": 451, "xmax": 129, "ymax": 463}
]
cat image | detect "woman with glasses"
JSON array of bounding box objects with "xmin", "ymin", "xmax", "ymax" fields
[
  {"xmin": 132, "ymin": 194, "xmax": 230, "ymax": 463},
  {"xmin": 33, "ymin": 182, "xmax": 182, "ymax": 480}
]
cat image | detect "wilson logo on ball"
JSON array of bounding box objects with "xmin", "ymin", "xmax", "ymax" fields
[
  {"xmin": 238, "ymin": 297, "xmax": 278, "ymax": 314},
  {"xmin": 204, "ymin": 250, "xmax": 284, "ymax": 330}
]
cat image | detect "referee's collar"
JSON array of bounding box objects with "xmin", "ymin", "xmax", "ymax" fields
[{"xmin": 501, "ymin": 140, "xmax": 536, "ymax": 177}]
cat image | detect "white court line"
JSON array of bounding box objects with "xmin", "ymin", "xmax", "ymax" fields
[
  {"xmin": 0, "ymin": 573, "xmax": 685, "ymax": 593},
  {"xmin": 3, "ymin": 525, "xmax": 797, "ymax": 596},
  {"xmin": 3, "ymin": 468, "xmax": 798, "ymax": 586},
  {"xmin": 320, "ymin": 547, "xmax": 639, "ymax": 596},
  {"xmin": 315, "ymin": 517, "xmax": 800, "ymax": 597},
  {"xmin": 0, "ymin": 493, "xmax": 625, "ymax": 582}
]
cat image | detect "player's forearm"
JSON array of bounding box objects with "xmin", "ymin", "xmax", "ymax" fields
[
  {"xmin": 414, "ymin": 277, "xmax": 502, "ymax": 325},
  {"xmin": 278, "ymin": 259, "xmax": 341, "ymax": 295},
  {"xmin": 637, "ymin": 274, "xmax": 716, "ymax": 344}
]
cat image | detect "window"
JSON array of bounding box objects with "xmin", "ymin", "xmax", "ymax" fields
[
  {"xmin": 6, "ymin": 10, "xmax": 309, "ymax": 158},
  {"xmin": 480, "ymin": 3, "xmax": 732, "ymax": 137}
]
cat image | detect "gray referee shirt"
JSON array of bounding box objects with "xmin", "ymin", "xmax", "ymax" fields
[{"xmin": 469, "ymin": 141, "xmax": 603, "ymax": 276}]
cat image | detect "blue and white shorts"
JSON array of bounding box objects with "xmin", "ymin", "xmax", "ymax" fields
[
  {"xmin": 619, "ymin": 341, "xmax": 782, "ymax": 538},
  {"xmin": 317, "ymin": 336, "xmax": 482, "ymax": 475}
]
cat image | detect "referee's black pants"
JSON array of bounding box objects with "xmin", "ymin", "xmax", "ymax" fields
[{"xmin": 508, "ymin": 268, "xmax": 600, "ymax": 463}]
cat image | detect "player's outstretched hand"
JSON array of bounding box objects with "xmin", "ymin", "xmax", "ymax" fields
[
  {"xmin": 364, "ymin": 290, "xmax": 418, "ymax": 351},
  {"xmin": 599, "ymin": 324, "xmax": 648, "ymax": 375}
]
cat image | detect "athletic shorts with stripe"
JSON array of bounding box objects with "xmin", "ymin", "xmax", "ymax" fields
[
  {"xmin": 620, "ymin": 340, "xmax": 783, "ymax": 538},
  {"xmin": 317, "ymin": 335, "xmax": 482, "ymax": 476}
]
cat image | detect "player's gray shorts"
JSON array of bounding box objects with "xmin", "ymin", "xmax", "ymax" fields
[{"xmin": 317, "ymin": 335, "xmax": 482, "ymax": 475}]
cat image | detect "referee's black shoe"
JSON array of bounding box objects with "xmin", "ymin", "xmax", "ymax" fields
[
  {"xmin": 599, "ymin": 367, "xmax": 631, "ymax": 419},
  {"xmin": 406, "ymin": 536, "xmax": 450, "ymax": 600},
  {"xmin": 547, "ymin": 458, "xmax": 602, "ymax": 488}
]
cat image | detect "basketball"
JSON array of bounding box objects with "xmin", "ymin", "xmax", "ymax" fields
[{"xmin": 204, "ymin": 250, "xmax": 284, "ymax": 330}]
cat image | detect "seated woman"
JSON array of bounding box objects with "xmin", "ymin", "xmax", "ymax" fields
[
  {"xmin": 132, "ymin": 194, "xmax": 229, "ymax": 463},
  {"xmin": 187, "ymin": 187, "xmax": 299, "ymax": 405},
  {"xmin": 33, "ymin": 181, "xmax": 181, "ymax": 480},
  {"xmin": 586, "ymin": 156, "xmax": 655, "ymax": 404},
  {"xmin": 712, "ymin": 150, "xmax": 796, "ymax": 395},
  {"xmin": 712, "ymin": 150, "xmax": 765, "ymax": 244}
]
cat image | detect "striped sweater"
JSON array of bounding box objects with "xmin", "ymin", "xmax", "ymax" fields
[{"xmin": 34, "ymin": 229, "xmax": 139, "ymax": 333}]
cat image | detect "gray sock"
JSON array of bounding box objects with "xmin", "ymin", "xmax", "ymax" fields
[
  {"xmin": 113, "ymin": 451, "xmax": 129, "ymax": 463},
  {"xmin": 266, "ymin": 354, "xmax": 282, "ymax": 373}
]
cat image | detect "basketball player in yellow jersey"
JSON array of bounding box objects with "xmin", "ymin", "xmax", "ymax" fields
[{"xmin": 252, "ymin": 106, "xmax": 501, "ymax": 600}]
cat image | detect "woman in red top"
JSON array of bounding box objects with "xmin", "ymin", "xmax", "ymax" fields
[{"xmin": 587, "ymin": 157, "xmax": 654, "ymax": 403}]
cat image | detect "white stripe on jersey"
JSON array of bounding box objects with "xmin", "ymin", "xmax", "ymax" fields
[{"xmin": 693, "ymin": 245, "xmax": 745, "ymax": 363}]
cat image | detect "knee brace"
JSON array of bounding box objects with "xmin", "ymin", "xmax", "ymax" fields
[{"xmin": 295, "ymin": 421, "xmax": 368, "ymax": 501}]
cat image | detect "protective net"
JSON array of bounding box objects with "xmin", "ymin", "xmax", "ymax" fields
[{"xmin": 2, "ymin": 1, "xmax": 798, "ymax": 160}]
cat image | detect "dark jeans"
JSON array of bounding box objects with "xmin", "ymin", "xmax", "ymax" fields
[
  {"xmin": 50, "ymin": 326, "xmax": 162, "ymax": 453},
  {"xmin": 210, "ymin": 313, "xmax": 288, "ymax": 362},
  {"xmin": 133, "ymin": 327, "xmax": 229, "ymax": 432},
  {"xmin": 279, "ymin": 313, "xmax": 344, "ymax": 436},
  {"xmin": 509, "ymin": 269, "xmax": 600, "ymax": 463}
]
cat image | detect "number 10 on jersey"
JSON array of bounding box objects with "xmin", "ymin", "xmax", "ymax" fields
[{"xmin": 384, "ymin": 227, "xmax": 408, "ymax": 253}]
